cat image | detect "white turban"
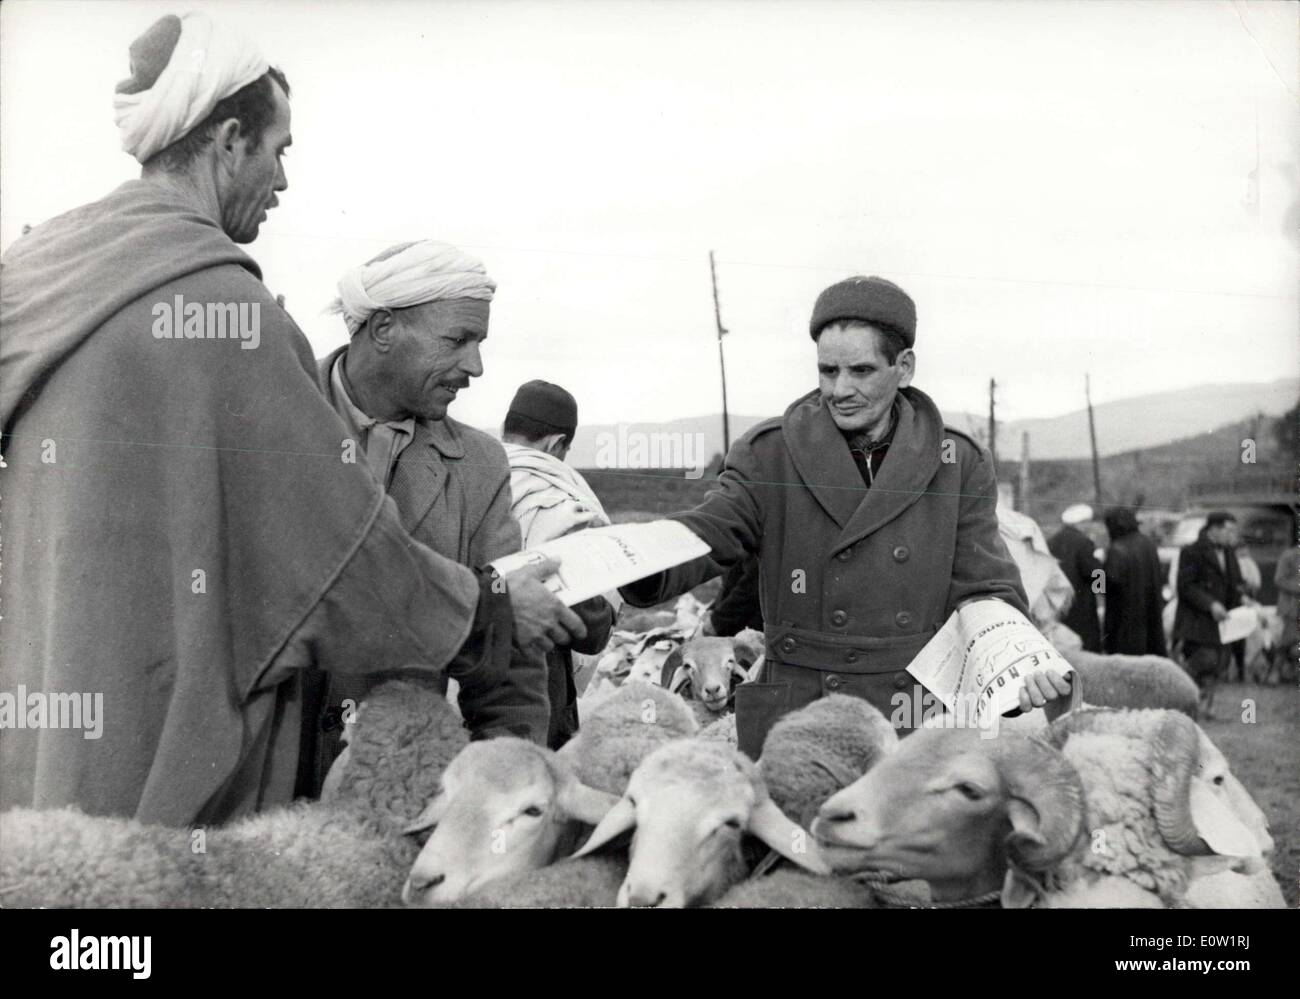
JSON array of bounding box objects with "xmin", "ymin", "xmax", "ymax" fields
[
  {"xmin": 332, "ymin": 240, "xmax": 497, "ymax": 335},
  {"xmin": 1061, "ymin": 503, "xmax": 1094, "ymax": 526},
  {"xmin": 114, "ymin": 13, "xmax": 269, "ymax": 164}
]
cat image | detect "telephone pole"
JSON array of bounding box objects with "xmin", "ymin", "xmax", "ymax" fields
[
  {"xmin": 1086, "ymin": 373, "xmax": 1103, "ymax": 510},
  {"xmin": 709, "ymin": 250, "xmax": 731, "ymax": 453}
]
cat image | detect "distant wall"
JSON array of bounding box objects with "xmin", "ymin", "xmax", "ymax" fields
[{"xmin": 581, "ymin": 468, "xmax": 717, "ymax": 518}]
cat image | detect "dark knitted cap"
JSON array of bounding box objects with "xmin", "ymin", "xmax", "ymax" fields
[
  {"xmin": 507, "ymin": 380, "xmax": 578, "ymax": 436},
  {"xmin": 810, "ymin": 275, "xmax": 917, "ymax": 347}
]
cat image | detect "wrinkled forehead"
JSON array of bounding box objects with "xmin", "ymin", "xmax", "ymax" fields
[
  {"xmin": 815, "ymin": 323, "xmax": 893, "ymax": 366},
  {"xmin": 267, "ymin": 82, "xmax": 292, "ymax": 140},
  {"xmin": 397, "ymin": 297, "xmax": 490, "ymax": 339}
]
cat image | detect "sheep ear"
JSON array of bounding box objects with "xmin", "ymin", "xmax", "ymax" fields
[
  {"xmin": 571, "ymin": 797, "xmax": 637, "ymax": 858},
  {"xmin": 744, "ymin": 654, "xmax": 766, "ymax": 684},
  {"xmin": 403, "ymin": 793, "xmax": 448, "ymax": 835},
  {"xmin": 1188, "ymin": 778, "xmax": 1260, "ymax": 858},
  {"xmin": 747, "ymin": 798, "xmax": 831, "ymax": 875},
  {"xmin": 556, "ymin": 780, "xmax": 620, "ymax": 825}
]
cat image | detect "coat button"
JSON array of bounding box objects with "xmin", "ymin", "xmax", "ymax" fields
[
  {"xmin": 893, "ymin": 545, "xmax": 910, "ymax": 563},
  {"xmin": 831, "ymin": 610, "xmax": 848, "ymax": 627},
  {"xmin": 893, "ymin": 674, "xmax": 910, "ymax": 690},
  {"xmin": 825, "ymin": 674, "xmax": 842, "ymax": 691},
  {"xmin": 845, "ymin": 650, "xmax": 859, "ymax": 664},
  {"xmin": 780, "ymin": 637, "xmax": 797, "ymax": 655},
  {"xmin": 837, "ymin": 548, "xmax": 852, "ymax": 562},
  {"xmin": 895, "ymin": 611, "xmax": 913, "ymax": 628}
]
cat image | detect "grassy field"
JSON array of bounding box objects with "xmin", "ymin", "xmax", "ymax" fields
[{"xmin": 1200, "ymin": 682, "xmax": 1299, "ymax": 907}]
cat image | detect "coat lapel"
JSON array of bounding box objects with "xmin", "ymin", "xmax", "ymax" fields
[
  {"xmin": 835, "ymin": 388, "xmax": 943, "ymax": 551},
  {"xmin": 388, "ymin": 418, "xmax": 463, "ymax": 533},
  {"xmin": 782, "ymin": 390, "xmax": 868, "ymax": 529}
]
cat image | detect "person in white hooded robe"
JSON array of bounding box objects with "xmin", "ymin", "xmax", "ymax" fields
[{"xmin": 502, "ymin": 381, "xmax": 617, "ymax": 748}]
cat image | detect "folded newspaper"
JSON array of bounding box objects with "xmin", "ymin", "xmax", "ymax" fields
[
  {"xmin": 488, "ymin": 520, "xmax": 710, "ymax": 607},
  {"xmin": 906, "ymin": 599, "xmax": 1076, "ymax": 730},
  {"xmin": 1217, "ymin": 605, "xmax": 1259, "ymax": 645}
]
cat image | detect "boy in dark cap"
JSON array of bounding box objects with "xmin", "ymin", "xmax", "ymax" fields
[{"xmin": 502, "ymin": 381, "xmax": 617, "ymax": 748}]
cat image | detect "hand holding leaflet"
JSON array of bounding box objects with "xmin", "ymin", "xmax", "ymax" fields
[
  {"xmin": 906, "ymin": 599, "xmax": 1077, "ymax": 731},
  {"xmin": 490, "ymin": 520, "xmax": 710, "ymax": 607}
]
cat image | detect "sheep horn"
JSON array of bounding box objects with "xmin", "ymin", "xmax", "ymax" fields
[
  {"xmin": 1149, "ymin": 712, "xmax": 1217, "ymax": 856},
  {"xmin": 986, "ymin": 735, "xmax": 1086, "ymax": 871},
  {"xmin": 659, "ymin": 648, "xmax": 688, "ymax": 693}
]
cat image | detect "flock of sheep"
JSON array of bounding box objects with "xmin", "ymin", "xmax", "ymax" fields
[{"xmin": 1, "ymin": 588, "xmax": 1285, "ymax": 909}]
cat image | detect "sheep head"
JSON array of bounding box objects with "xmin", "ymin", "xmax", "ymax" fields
[
  {"xmin": 660, "ymin": 635, "xmax": 761, "ymax": 712},
  {"xmin": 572, "ymin": 740, "xmax": 829, "ymax": 907},
  {"xmin": 401, "ymin": 739, "xmax": 617, "ymax": 906},
  {"xmin": 1045, "ymin": 709, "xmax": 1264, "ymax": 863},
  {"xmin": 811, "ymin": 727, "xmax": 1084, "ymax": 905}
]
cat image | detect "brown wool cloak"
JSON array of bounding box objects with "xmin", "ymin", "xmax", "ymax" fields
[{"xmin": 0, "ymin": 181, "xmax": 483, "ymax": 825}]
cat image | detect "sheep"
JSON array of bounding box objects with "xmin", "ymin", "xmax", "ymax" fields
[
  {"xmin": 1059, "ymin": 647, "xmax": 1200, "ymax": 717},
  {"xmin": 810, "ymin": 707, "xmax": 1269, "ymax": 908},
  {"xmin": 1181, "ymin": 725, "xmax": 1282, "ymax": 908},
  {"xmin": 1046, "ymin": 709, "xmax": 1282, "ymax": 909},
  {"xmin": 710, "ymin": 867, "xmax": 878, "ymax": 908},
  {"xmin": 403, "ymin": 681, "xmax": 699, "ymax": 906},
  {"xmin": 399, "ymin": 738, "xmax": 618, "ymax": 906},
  {"xmin": 0, "ymin": 676, "xmax": 467, "ymax": 908},
  {"xmin": 560, "ymin": 680, "xmax": 699, "ymax": 795},
  {"xmin": 571, "ymin": 739, "xmax": 830, "ymax": 907},
  {"xmin": 429, "ymin": 682, "xmax": 700, "ymax": 908},
  {"xmin": 447, "ymin": 689, "xmax": 903, "ymax": 909},
  {"xmin": 758, "ymin": 694, "xmax": 898, "ymax": 830},
  {"xmin": 659, "ymin": 634, "xmax": 763, "ymax": 725},
  {"xmin": 449, "ymin": 855, "xmax": 631, "ymax": 908},
  {"xmin": 699, "ymin": 713, "xmax": 738, "ymax": 745}
]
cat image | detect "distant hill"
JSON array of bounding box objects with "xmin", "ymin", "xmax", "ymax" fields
[
  {"xmin": 967, "ymin": 377, "xmax": 1300, "ymax": 461},
  {"xmin": 547, "ymin": 377, "xmax": 1298, "ymax": 467}
]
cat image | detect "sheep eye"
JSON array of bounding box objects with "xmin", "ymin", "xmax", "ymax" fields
[
  {"xmin": 1212, "ymin": 775, "xmax": 1225, "ymax": 786},
  {"xmin": 724, "ymin": 818, "xmax": 742, "ymax": 830},
  {"xmin": 955, "ymin": 782, "xmax": 983, "ymax": 801},
  {"xmin": 522, "ymin": 805, "xmax": 544, "ymax": 818}
]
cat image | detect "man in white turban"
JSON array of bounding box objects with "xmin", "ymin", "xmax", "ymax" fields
[
  {"xmin": 0, "ymin": 14, "xmax": 580, "ymax": 827},
  {"xmin": 304, "ymin": 240, "xmax": 563, "ymax": 791}
]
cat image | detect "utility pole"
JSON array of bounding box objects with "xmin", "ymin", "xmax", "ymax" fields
[
  {"xmin": 987, "ymin": 378, "xmax": 997, "ymax": 467},
  {"xmin": 709, "ymin": 250, "xmax": 731, "ymax": 454},
  {"xmin": 1086, "ymin": 373, "xmax": 1103, "ymax": 510}
]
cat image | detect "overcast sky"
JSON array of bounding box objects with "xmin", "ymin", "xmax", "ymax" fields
[{"xmin": 2, "ymin": 0, "xmax": 1296, "ymax": 432}]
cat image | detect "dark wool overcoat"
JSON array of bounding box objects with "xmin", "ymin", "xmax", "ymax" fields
[{"xmin": 623, "ymin": 386, "xmax": 1027, "ymax": 755}]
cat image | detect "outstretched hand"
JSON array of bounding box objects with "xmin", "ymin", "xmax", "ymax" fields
[{"xmin": 502, "ymin": 558, "xmax": 586, "ymax": 655}]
